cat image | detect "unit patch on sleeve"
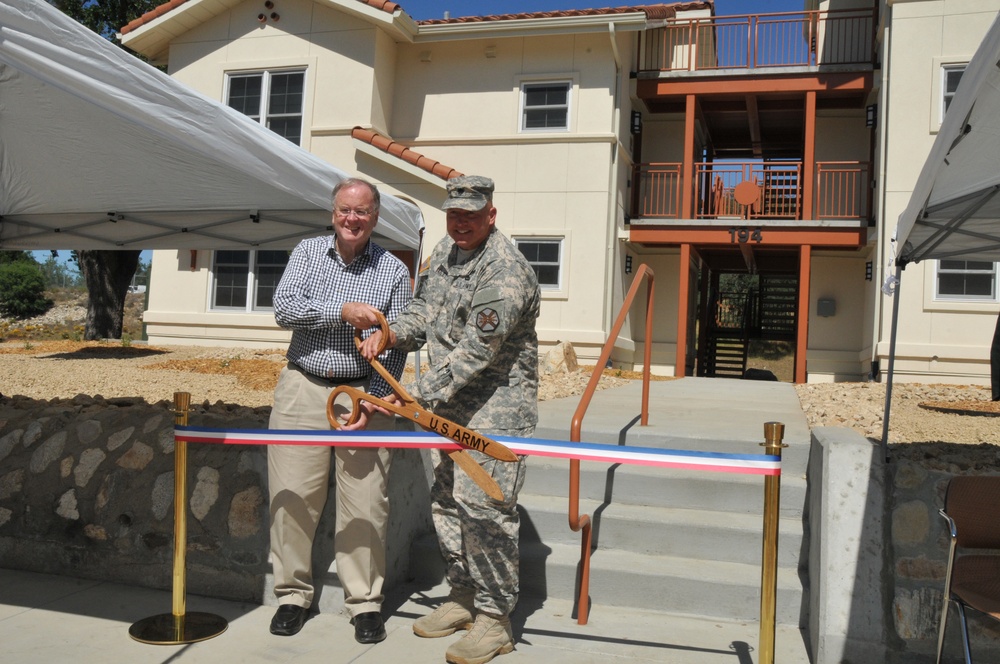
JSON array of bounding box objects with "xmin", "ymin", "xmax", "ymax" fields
[{"xmin": 476, "ymin": 307, "xmax": 500, "ymax": 333}]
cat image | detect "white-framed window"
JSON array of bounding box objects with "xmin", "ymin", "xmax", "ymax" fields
[
  {"xmin": 520, "ymin": 81, "xmax": 571, "ymax": 131},
  {"xmin": 935, "ymin": 259, "xmax": 997, "ymax": 301},
  {"xmin": 211, "ymin": 250, "xmax": 290, "ymax": 311},
  {"xmin": 226, "ymin": 69, "xmax": 305, "ymax": 145},
  {"xmin": 941, "ymin": 64, "xmax": 967, "ymax": 118},
  {"xmin": 515, "ymin": 238, "xmax": 562, "ymax": 289}
]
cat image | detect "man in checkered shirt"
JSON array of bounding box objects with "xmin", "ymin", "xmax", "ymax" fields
[{"xmin": 266, "ymin": 177, "xmax": 411, "ymax": 645}]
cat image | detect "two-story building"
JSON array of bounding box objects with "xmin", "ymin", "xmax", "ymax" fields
[{"xmin": 120, "ymin": 0, "xmax": 1000, "ymax": 386}]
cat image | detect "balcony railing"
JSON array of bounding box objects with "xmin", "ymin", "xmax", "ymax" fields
[
  {"xmin": 632, "ymin": 160, "xmax": 871, "ymax": 222},
  {"xmin": 638, "ymin": 8, "xmax": 877, "ymax": 73}
]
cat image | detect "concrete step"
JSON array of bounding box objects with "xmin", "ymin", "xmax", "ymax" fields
[
  {"xmin": 410, "ymin": 536, "xmax": 806, "ymax": 626},
  {"xmin": 522, "ymin": 455, "xmax": 807, "ymax": 519},
  {"xmin": 518, "ymin": 493, "xmax": 805, "ymax": 568}
]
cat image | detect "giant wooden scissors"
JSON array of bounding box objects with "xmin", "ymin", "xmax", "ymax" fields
[{"xmin": 326, "ymin": 311, "xmax": 517, "ymax": 501}]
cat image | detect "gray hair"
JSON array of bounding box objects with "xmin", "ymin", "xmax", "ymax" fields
[{"xmin": 332, "ymin": 177, "xmax": 381, "ymax": 213}]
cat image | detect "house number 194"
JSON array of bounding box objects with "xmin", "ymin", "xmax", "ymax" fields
[{"xmin": 728, "ymin": 227, "xmax": 763, "ymax": 244}]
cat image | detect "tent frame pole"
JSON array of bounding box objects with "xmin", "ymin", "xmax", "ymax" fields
[{"xmin": 880, "ymin": 263, "xmax": 904, "ymax": 462}]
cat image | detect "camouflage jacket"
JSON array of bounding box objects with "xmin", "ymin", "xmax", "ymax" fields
[{"xmin": 391, "ymin": 229, "xmax": 540, "ymax": 430}]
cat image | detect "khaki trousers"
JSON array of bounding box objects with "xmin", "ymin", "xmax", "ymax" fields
[{"xmin": 267, "ymin": 364, "xmax": 393, "ymax": 617}]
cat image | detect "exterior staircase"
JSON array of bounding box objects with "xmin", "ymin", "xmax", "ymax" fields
[
  {"xmin": 409, "ymin": 378, "xmax": 811, "ymax": 630},
  {"xmin": 759, "ymin": 275, "xmax": 798, "ymax": 340},
  {"xmin": 705, "ymin": 332, "xmax": 749, "ymax": 378}
]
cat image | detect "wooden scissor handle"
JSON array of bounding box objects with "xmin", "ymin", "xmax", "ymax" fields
[
  {"xmin": 355, "ymin": 309, "xmax": 390, "ymax": 356},
  {"xmin": 326, "ymin": 385, "xmax": 365, "ymax": 429}
]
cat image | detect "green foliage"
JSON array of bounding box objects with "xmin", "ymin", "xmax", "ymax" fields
[
  {"xmin": 50, "ymin": 0, "xmax": 161, "ymax": 42},
  {"xmin": 0, "ymin": 250, "xmax": 37, "ymax": 265},
  {"xmin": 0, "ymin": 262, "xmax": 53, "ymax": 318}
]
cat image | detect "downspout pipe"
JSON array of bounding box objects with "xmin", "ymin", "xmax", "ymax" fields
[{"xmin": 603, "ymin": 21, "xmax": 624, "ymax": 365}]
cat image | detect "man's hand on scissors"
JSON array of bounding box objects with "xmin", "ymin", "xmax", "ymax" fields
[
  {"xmin": 339, "ymin": 394, "xmax": 400, "ymax": 430},
  {"xmin": 358, "ymin": 328, "xmax": 396, "ymax": 361}
]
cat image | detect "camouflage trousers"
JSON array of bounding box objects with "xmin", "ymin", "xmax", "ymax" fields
[{"xmin": 429, "ymin": 426, "xmax": 531, "ymax": 617}]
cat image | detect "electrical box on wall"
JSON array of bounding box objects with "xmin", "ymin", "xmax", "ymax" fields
[{"xmin": 817, "ymin": 298, "xmax": 836, "ymax": 317}]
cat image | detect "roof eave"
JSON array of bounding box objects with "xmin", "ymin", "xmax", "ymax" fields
[
  {"xmin": 119, "ymin": 0, "xmax": 420, "ymax": 60},
  {"xmin": 413, "ymin": 12, "xmax": 650, "ymax": 43}
]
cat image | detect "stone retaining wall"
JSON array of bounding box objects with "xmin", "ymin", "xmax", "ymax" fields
[
  {"xmin": 0, "ymin": 394, "xmax": 433, "ymax": 606},
  {"xmin": 888, "ymin": 441, "xmax": 1000, "ymax": 662},
  {"xmin": 809, "ymin": 426, "xmax": 1000, "ymax": 664}
]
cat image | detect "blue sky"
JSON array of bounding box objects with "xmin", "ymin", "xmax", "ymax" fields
[{"xmin": 401, "ymin": 0, "xmax": 807, "ymax": 21}]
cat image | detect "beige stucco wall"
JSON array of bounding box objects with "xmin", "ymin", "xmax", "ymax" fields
[
  {"xmin": 146, "ymin": 1, "xmax": 637, "ymax": 362},
  {"xmin": 875, "ymin": 0, "xmax": 1000, "ymax": 385}
]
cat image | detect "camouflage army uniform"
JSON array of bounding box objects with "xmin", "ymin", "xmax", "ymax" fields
[{"xmin": 391, "ymin": 227, "xmax": 540, "ymax": 617}]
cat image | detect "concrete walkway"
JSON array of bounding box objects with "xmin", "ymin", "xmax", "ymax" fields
[{"xmin": 0, "ymin": 377, "xmax": 814, "ymax": 663}]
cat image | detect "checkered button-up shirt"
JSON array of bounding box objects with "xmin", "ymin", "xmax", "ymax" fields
[{"xmin": 273, "ymin": 235, "xmax": 411, "ymax": 398}]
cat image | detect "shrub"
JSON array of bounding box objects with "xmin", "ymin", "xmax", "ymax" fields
[{"xmin": 0, "ymin": 262, "xmax": 53, "ymax": 318}]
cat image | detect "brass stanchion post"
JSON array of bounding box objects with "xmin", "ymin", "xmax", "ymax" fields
[
  {"xmin": 758, "ymin": 421, "xmax": 786, "ymax": 664},
  {"xmin": 129, "ymin": 392, "xmax": 228, "ymax": 645}
]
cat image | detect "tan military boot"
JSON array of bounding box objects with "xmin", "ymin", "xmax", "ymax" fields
[
  {"xmin": 444, "ymin": 612, "xmax": 514, "ymax": 664},
  {"xmin": 413, "ymin": 588, "xmax": 475, "ymax": 638}
]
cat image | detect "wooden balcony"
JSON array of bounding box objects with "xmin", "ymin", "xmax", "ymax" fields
[
  {"xmin": 638, "ymin": 8, "xmax": 877, "ymax": 73},
  {"xmin": 632, "ymin": 160, "xmax": 871, "ymax": 222}
]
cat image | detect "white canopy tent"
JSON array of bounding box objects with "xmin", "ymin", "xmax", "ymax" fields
[
  {"xmin": 882, "ymin": 11, "xmax": 1000, "ymax": 453},
  {"xmin": 0, "ymin": 0, "xmax": 423, "ymax": 252}
]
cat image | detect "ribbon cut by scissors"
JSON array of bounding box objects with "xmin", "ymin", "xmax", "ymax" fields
[{"xmin": 326, "ymin": 311, "xmax": 517, "ymax": 501}]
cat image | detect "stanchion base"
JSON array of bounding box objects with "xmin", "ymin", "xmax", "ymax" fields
[{"xmin": 129, "ymin": 612, "xmax": 228, "ymax": 645}]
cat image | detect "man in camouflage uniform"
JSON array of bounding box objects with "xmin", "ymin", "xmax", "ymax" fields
[{"xmin": 359, "ymin": 175, "xmax": 539, "ymax": 664}]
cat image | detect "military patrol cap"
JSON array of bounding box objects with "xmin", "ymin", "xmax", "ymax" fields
[{"xmin": 441, "ymin": 175, "xmax": 495, "ymax": 211}]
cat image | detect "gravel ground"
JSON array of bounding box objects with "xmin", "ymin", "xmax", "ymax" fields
[
  {"xmin": 2, "ymin": 339, "xmax": 999, "ymax": 445},
  {"xmin": 0, "ymin": 340, "xmax": 633, "ymax": 409}
]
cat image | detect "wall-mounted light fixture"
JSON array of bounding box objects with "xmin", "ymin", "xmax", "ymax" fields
[
  {"xmin": 625, "ymin": 255, "xmax": 633, "ymax": 274},
  {"xmin": 866, "ymin": 104, "xmax": 877, "ymax": 128},
  {"xmin": 865, "ymin": 261, "xmax": 873, "ymax": 281},
  {"xmin": 630, "ymin": 111, "xmax": 642, "ymax": 135},
  {"xmin": 419, "ymin": 50, "xmax": 432, "ymax": 63}
]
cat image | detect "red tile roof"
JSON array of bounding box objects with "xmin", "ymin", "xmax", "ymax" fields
[
  {"xmin": 352, "ymin": 127, "xmax": 463, "ymax": 181},
  {"xmin": 415, "ymin": 3, "xmax": 710, "ymax": 25},
  {"xmin": 121, "ymin": 1, "xmax": 708, "ymax": 36}
]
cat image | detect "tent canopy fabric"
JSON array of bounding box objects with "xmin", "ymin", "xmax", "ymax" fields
[
  {"xmin": 0, "ymin": 0, "xmax": 423, "ymax": 252},
  {"xmin": 892, "ymin": 12, "xmax": 1000, "ymax": 266}
]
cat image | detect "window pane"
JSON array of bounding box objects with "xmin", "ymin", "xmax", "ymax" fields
[
  {"xmin": 215, "ymin": 266, "xmax": 248, "ymax": 308},
  {"xmin": 937, "ymin": 259, "xmax": 996, "ymax": 299},
  {"xmin": 518, "ymin": 243, "xmax": 539, "ymax": 261},
  {"xmin": 516, "ymin": 240, "xmax": 561, "ymax": 288},
  {"xmin": 523, "ymin": 82, "xmax": 569, "ymax": 130},
  {"xmin": 268, "ymin": 72, "xmax": 304, "ymax": 114},
  {"xmin": 537, "ymin": 243, "xmax": 560, "ymax": 262},
  {"xmin": 525, "ymin": 85, "xmax": 567, "ymax": 106},
  {"xmin": 253, "ymin": 251, "xmax": 289, "ymax": 309},
  {"xmin": 945, "ymin": 69, "xmax": 964, "ymax": 94},
  {"xmin": 228, "ymin": 76, "xmax": 262, "ymax": 117},
  {"xmin": 213, "ymin": 251, "xmax": 249, "ymax": 308},
  {"xmin": 267, "ymin": 117, "xmax": 302, "ymax": 144},
  {"xmin": 536, "ymin": 265, "xmax": 559, "ymax": 285},
  {"xmin": 254, "ymin": 266, "xmax": 284, "ymax": 308},
  {"xmin": 525, "ymin": 109, "xmax": 568, "ymax": 129}
]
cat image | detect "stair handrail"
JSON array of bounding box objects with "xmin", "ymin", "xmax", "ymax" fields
[{"xmin": 568, "ymin": 263, "xmax": 654, "ymax": 625}]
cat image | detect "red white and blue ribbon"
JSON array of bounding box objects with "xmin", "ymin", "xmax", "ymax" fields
[{"xmin": 176, "ymin": 426, "xmax": 780, "ymax": 476}]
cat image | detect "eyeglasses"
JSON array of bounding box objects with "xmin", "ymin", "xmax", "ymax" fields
[{"xmin": 334, "ymin": 207, "xmax": 373, "ymax": 219}]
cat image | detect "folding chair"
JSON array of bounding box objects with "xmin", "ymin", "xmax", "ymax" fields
[{"xmin": 936, "ymin": 475, "xmax": 1000, "ymax": 664}]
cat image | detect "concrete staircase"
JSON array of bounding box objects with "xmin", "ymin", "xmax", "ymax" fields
[{"xmin": 410, "ymin": 378, "xmax": 811, "ymax": 629}]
